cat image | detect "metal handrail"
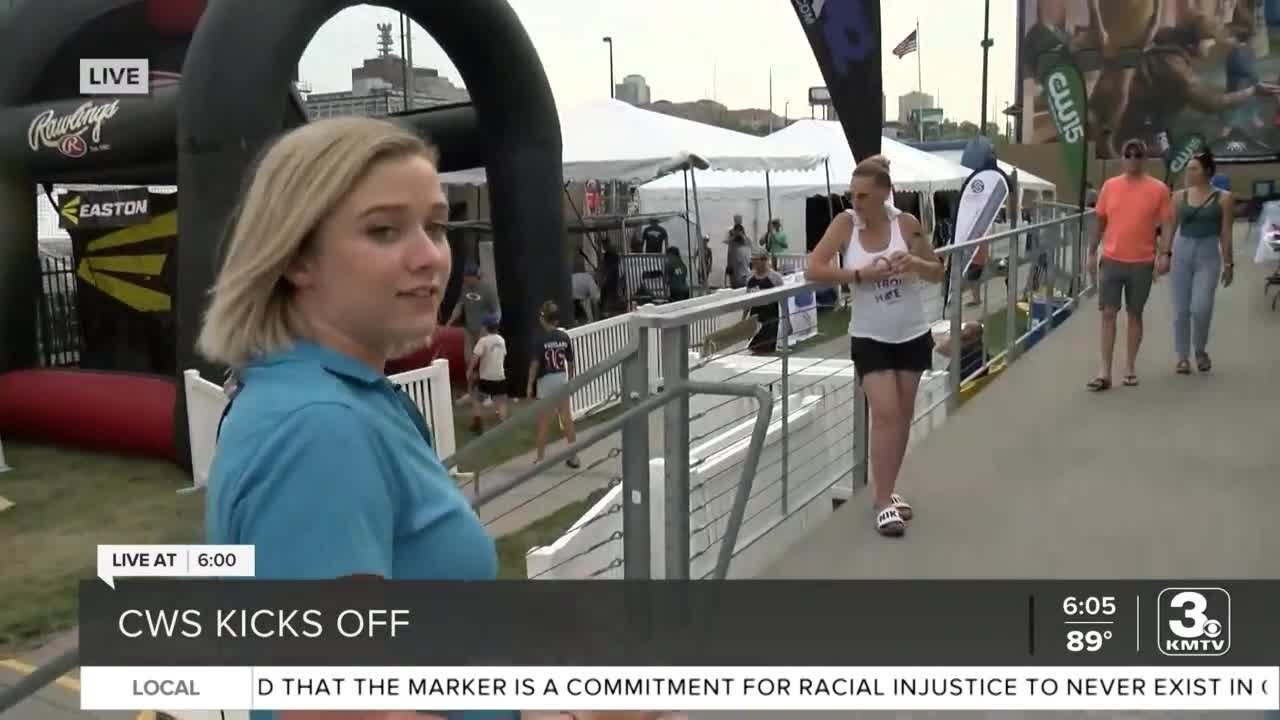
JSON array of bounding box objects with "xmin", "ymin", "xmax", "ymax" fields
[{"xmin": 627, "ymin": 211, "xmax": 1096, "ymax": 329}]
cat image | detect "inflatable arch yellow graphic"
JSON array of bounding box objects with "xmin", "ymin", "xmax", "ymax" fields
[{"xmin": 75, "ymin": 209, "xmax": 176, "ymax": 312}]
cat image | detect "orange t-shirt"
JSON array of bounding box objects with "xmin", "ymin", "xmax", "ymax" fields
[{"xmin": 1096, "ymin": 174, "xmax": 1172, "ymax": 263}]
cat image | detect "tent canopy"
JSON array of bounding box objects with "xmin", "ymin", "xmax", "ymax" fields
[
  {"xmin": 638, "ymin": 120, "xmax": 970, "ymax": 199},
  {"xmin": 930, "ymin": 149, "xmax": 1056, "ymax": 196},
  {"xmin": 438, "ymin": 99, "xmax": 828, "ymax": 186}
]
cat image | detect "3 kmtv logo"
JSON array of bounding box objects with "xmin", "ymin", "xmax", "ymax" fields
[{"xmin": 1157, "ymin": 587, "xmax": 1231, "ymax": 657}]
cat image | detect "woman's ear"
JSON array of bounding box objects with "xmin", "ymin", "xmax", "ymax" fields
[{"xmin": 283, "ymin": 252, "xmax": 314, "ymax": 290}]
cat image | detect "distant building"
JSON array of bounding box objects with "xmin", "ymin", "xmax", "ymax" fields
[
  {"xmin": 616, "ymin": 74, "xmax": 651, "ymax": 105},
  {"xmin": 898, "ymin": 91, "xmax": 934, "ymax": 125},
  {"xmin": 302, "ymin": 23, "xmax": 468, "ymax": 119}
]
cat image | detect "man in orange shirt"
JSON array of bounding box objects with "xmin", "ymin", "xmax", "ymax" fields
[{"xmin": 1087, "ymin": 139, "xmax": 1173, "ymax": 391}]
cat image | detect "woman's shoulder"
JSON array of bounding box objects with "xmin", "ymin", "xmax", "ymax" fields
[{"xmin": 896, "ymin": 212, "xmax": 923, "ymax": 234}]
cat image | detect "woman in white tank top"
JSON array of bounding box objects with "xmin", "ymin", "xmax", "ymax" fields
[{"xmin": 805, "ymin": 155, "xmax": 945, "ymax": 538}]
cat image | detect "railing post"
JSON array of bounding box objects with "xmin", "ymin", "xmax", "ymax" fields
[
  {"xmin": 1006, "ymin": 229, "xmax": 1021, "ymax": 362},
  {"xmin": 947, "ymin": 257, "xmax": 964, "ymax": 412},
  {"xmin": 621, "ymin": 324, "xmax": 652, "ymax": 579},
  {"xmin": 852, "ymin": 374, "xmax": 869, "ymax": 489},
  {"xmin": 660, "ymin": 322, "xmax": 691, "ymax": 580},
  {"xmin": 779, "ymin": 303, "xmax": 791, "ymax": 517}
]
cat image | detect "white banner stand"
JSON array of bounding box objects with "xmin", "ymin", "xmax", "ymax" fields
[{"xmin": 0, "ymin": 431, "xmax": 9, "ymax": 472}]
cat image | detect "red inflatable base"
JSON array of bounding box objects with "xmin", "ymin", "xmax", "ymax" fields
[
  {"xmin": 0, "ymin": 369, "xmax": 177, "ymax": 461},
  {"xmin": 386, "ymin": 326, "xmax": 466, "ymax": 389}
]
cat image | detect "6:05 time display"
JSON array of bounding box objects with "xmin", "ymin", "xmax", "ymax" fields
[{"xmin": 1062, "ymin": 595, "xmax": 1116, "ymax": 616}]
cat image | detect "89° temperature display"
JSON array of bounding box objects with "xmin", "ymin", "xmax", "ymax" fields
[
  {"xmin": 1066, "ymin": 628, "xmax": 1113, "ymax": 653},
  {"xmin": 1036, "ymin": 589, "xmax": 1140, "ymax": 662}
]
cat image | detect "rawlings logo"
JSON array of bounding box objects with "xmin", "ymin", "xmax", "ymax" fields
[{"xmin": 28, "ymin": 99, "xmax": 120, "ymax": 158}]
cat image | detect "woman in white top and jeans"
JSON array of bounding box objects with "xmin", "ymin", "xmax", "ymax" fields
[{"xmin": 806, "ymin": 155, "xmax": 945, "ymax": 537}]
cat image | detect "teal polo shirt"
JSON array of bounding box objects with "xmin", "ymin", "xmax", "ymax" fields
[{"xmin": 206, "ymin": 340, "xmax": 513, "ymax": 720}]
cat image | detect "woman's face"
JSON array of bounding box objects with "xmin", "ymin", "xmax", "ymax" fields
[
  {"xmin": 1185, "ymin": 158, "xmax": 1206, "ymax": 184},
  {"xmin": 288, "ymin": 153, "xmax": 451, "ymax": 360},
  {"xmin": 849, "ymin": 174, "xmax": 888, "ymax": 219}
]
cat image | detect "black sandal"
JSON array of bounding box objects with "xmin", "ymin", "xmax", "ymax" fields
[
  {"xmin": 1175, "ymin": 360, "xmax": 1191, "ymax": 375},
  {"xmin": 1086, "ymin": 377, "xmax": 1111, "ymax": 392},
  {"xmin": 1196, "ymin": 354, "xmax": 1212, "ymax": 373},
  {"xmin": 1123, "ymin": 374, "xmax": 1139, "ymax": 386}
]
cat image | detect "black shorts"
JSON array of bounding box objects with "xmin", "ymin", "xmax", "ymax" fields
[
  {"xmin": 475, "ymin": 379, "xmax": 507, "ymax": 397},
  {"xmin": 963, "ymin": 262, "xmax": 985, "ymax": 283},
  {"xmin": 849, "ymin": 332, "xmax": 934, "ymax": 379}
]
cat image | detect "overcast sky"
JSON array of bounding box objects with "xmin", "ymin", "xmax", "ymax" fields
[{"xmin": 299, "ymin": 0, "xmax": 1019, "ymax": 126}]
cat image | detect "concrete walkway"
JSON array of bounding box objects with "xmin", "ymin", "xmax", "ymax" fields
[{"xmin": 764, "ymin": 240, "xmax": 1280, "ymax": 579}]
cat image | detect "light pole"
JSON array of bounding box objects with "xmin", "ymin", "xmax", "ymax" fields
[
  {"xmin": 602, "ymin": 36, "xmax": 614, "ymax": 99},
  {"xmin": 979, "ymin": 0, "xmax": 992, "ymax": 135}
]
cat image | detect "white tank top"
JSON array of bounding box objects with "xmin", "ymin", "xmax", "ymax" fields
[{"xmin": 844, "ymin": 206, "xmax": 931, "ymax": 343}]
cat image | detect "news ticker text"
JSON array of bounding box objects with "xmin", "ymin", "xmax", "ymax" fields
[
  {"xmin": 81, "ymin": 580, "xmax": 1280, "ymax": 666},
  {"xmin": 79, "ymin": 666, "xmax": 1280, "ymax": 712}
]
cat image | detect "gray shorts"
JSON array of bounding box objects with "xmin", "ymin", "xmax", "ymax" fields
[
  {"xmin": 1098, "ymin": 258, "xmax": 1154, "ymax": 314},
  {"xmin": 535, "ymin": 371, "xmax": 568, "ymax": 399}
]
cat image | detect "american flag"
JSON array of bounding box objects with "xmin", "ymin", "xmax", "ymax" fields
[{"xmin": 892, "ymin": 29, "xmax": 918, "ymax": 59}]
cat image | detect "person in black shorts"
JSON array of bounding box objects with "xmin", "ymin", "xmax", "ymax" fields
[
  {"xmin": 805, "ymin": 155, "xmax": 945, "ymax": 538},
  {"xmin": 745, "ymin": 250, "xmax": 785, "ymax": 354},
  {"xmin": 467, "ymin": 314, "xmax": 508, "ymax": 433}
]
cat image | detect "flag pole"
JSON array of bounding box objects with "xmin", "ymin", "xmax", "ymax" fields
[{"xmin": 916, "ymin": 19, "xmax": 924, "ymax": 141}]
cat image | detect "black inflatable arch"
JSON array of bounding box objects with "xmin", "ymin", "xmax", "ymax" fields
[
  {"xmin": 0, "ymin": 0, "xmax": 568, "ymax": 466},
  {"xmin": 176, "ymin": 0, "xmax": 569, "ymax": 459}
]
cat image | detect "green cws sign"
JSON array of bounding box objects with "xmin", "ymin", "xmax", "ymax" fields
[
  {"xmin": 1042, "ymin": 63, "xmax": 1087, "ymax": 198},
  {"xmin": 1167, "ymin": 133, "xmax": 1207, "ymax": 176}
]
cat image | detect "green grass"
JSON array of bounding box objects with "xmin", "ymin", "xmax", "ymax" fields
[
  {"xmin": 494, "ymin": 487, "xmax": 609, "ymax": 579},
  {"xmin": 451, "ymin": 402, "xmax": 624, "ymax": 473},
  {"xmin": 0, "ymin": 441, "xmax": 202, "ymax": 652}
]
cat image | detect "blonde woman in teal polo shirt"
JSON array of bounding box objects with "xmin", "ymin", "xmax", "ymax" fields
[{"xmin": 198, "ymin": 118, "xmax": 658, "ymax": 720}]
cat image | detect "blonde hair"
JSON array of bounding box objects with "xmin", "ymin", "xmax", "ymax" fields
[
  {"xmin": 852, "ymin": 154, "xmax": 892, "ymax": 187},
  {"xmin": 197, "ymin": 117, "xmax": 438, "ymax": 369}
]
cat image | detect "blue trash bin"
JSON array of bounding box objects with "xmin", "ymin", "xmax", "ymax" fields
[{"xmin": 1025, "ymin": 296, "xmax": 1072, "ymax": 348}]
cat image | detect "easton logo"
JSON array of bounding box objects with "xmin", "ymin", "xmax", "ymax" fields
[
  {"xmin": 1046, "ymin": 71, "xmax": 1084, "ymax": 144},
  {"xmin": 28, "ymin": 99, "xmax": 119, "ymax": 158}
]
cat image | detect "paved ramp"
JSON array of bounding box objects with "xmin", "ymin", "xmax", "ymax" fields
[{"xmin": 765, "ymin": 253, "xmax": 1280, "ymax": 580}]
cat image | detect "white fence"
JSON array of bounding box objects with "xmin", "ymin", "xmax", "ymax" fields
[
  {"xmin": 182, "ymin": 359, "xmax": 455, "ymax": 488},
  {"xmin": 565, "ymin": 290, "xmax": 746, "ymax": 419}
]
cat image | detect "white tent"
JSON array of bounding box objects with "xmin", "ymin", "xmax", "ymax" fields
[
  {"xmin": 438, "ymin": 98, "xmax": 828, "ymax": 186},
  {"xmin": 636, "ymin": 121, "xmax": 971, "ymax": 283},
  {"xmin": 930, "ymin": 149, "xmax": 1056, "ymax": 198}
]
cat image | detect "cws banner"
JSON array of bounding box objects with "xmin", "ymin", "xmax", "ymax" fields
[
  {"xmin": 1165, "ymin": 132, "xmax": 1208, "ymax": 184},
  {"xmin": 58, "ymin": 187, "xmax": 152, "ymax": 229},
  {"xmin": 1041, "ymin": 62, "xmax": 1088, "ymax": 208},
  {"xmin": 790, "ymin": 0, "xmax": 883, "ymax": 161},
  {"xmin": 946, "ymin": 168, "xmax": 1010, "ymax": 309},
  {"xmin": 1017, "ymin": 0, "xmax": 1280, "ymax": 164}
]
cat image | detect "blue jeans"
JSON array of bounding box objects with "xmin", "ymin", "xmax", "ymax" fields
[{"xmin": 1170, "ymin": 232, "xmax": 1222, "ymax": 362}]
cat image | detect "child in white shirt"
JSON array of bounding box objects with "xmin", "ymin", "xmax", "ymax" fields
[{"xmin": 467, "ymin": 315, "xmax": 508, "ymax": 433}]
